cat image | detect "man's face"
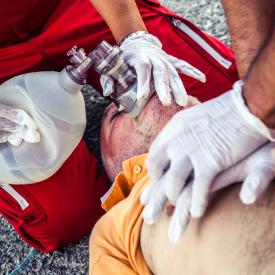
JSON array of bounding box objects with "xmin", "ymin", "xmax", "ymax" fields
[{"xmin": 101, "ymin": 96, "xmax": 199, "ymax": 180}]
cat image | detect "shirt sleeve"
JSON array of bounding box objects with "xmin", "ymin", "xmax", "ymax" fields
[
  {"xmin": 89, "ymin": 169, "xmax": 152, "ymax": 275},
  {"xmin": 89, "ymin": 207, "xmax": 139, "ymax": 275}
]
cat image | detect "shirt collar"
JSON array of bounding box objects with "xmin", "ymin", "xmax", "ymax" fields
[{"xmin": 122, "ymin": 153, "xmax": 148, "ymax": 184}]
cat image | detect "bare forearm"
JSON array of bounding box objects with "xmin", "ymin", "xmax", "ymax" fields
[
  {"xmin": 222, "ymin": 0, "xmax": 274, "ymax": 78},
  {"xmin": 90, "ymin": 0, "xmax": 147, "ymax": 43},
  {"xmin": 243, "ymin": 27, "xmax": 275, "ymax": 128},
  {"xmin": 222, "ymin": 0, "xmax": 275, "ymax": 127}
]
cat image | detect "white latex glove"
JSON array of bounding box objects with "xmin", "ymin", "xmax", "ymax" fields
[
  {"xmin": 0, "ymin": 103, "xmax": 40, "ymax": 146},
  {"xmin": 100, "ymin": 32, "xmax": 206, "ymax": 106},
  {"xmin": 142, "ymin": 142, "xmax": 275, "ymax": 242},
  {"xmin": 145, "ymin": 81, "xmax": 275, "ymax": 219}
]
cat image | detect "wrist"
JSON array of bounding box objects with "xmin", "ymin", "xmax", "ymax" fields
[
  {"xmin": 119, "ymin": 32, "xmax": 162, "ymax": 50},
  {"xmin": 119, "ymin": 31, "xmax": 148, "ymax": 46},
  {"xmin": 243, "ymin": 83, "xmax": 275, "ymax": 128},
  {"xmin": 231, "ymin": 81, "xmax": 275, "ymax": 141}
]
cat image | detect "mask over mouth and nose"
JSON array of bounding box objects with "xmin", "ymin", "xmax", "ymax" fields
[{"xmin": 89, "ymin": 41, "xmax": 153, "ymax": 117}]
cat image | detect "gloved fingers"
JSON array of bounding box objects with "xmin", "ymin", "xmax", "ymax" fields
[
  {"xmin": 100, "ymin": 74, "xmax": 115, "ymax": 97},
  {"xmin": 0, "ymin": 118, "xmax": 20, "ymax": 132},
  {"xmin": 164, "ymin": 160, "xmax": 192, "ymax": 205},
  {"xmin": 140, "ymin": 182, "xmax": 157, "ymax": 205},
  {"xmin": 142, "ymin": 177, "xmax": 167, "ymax": 225},
  {"xmin": 0, "ymin": 131, "xmax": 12, "ymax": 143},
  {"xmin": 163, "ymin": 58, "xmax": 188, "ymax": 106},
  {"xmin": 7, "ymin": 132, "xmax": 23, "ymax": 146},
  {"xmin": 146, "ymin": 120, "xmax": 188, "ymax": 183},
  {"xmin": 164, "ymin": 143, "xmax": 193, "ymax": 204},
  {"xmin": 168, "ymin": 184, "xmax": 192, "ymax": 243},
  {"xmin": 0, "ymin": 106, "xmax": 38, "ymax": 135},
  {"xmin": 211, "ymin": 143, "xmax": 275, "ymax": 193},
  {"xmin": 146, "ymin": 149, "xmax": 171, "ymax": 183},
  {"xmin": 3, "ymin": 126, "xmax": 40, "ymax": 147},
  {"xmin": 190, "ymin": 173, "xmax": 215, "ymax": 218},
  {"xmin": 0, "ymin": 102, "xmax": 38, "ymax": 133},
  {"xmin": 210, "ymin": 162, "xmax": 246, "ymax": 193},
  {"xmin": 19, "ymin": 127, "xmax": 41, "ymax": 144},
  {"xmin": 17, "ymin": 110, "xmax": 38, "ymax": 130},
  {"xmin": 240, "ymin": 166, "xmax": 275, "ymax": 205},
  {"xmin": 0, "ymin": 103, "xmax": 19, "ymax": 123},
  {"xmin": 148, "ymin": 114, "xmax": 183, "ymax": 154},
  {"xmin": 131, "ymin": 57, "xmax": 152, "ymax": 102},
  {"xmin": 150, "ymin": 56, "xmax": 172, "ymax": 106},
  {"xmin": 167, "ymin": 55, "xmax": 206, "ymax": 83}
]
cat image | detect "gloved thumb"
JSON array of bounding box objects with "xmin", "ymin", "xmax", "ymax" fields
[
  {"xmin": 240, "ymin": 166, "xmax": 275, "ymax": 204},
  {"xmin": 167, "ymin": 55, "xmax": 206, "ymax": 83},
  {"xmin": 140, "ymin": 183, "xmax": 155, "ymax": 205},
  {"xmin": 142, "ymin": 178, "xmax": 167, "ymax": 225},
  {"xmin": 168, "ymin": 184, "xmax": 192, "ymax": 243},
  {"xmin": 100, "ymin": 74, "xmax": 115, "ymax": 97}
]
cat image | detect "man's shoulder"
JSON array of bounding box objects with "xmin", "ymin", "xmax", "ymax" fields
[{"xmin": 101, "ymin": 153, "xmax": 149, "ymax": 211}]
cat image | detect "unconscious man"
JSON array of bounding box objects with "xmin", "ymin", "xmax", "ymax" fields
[
  {"xmin": 89, "ymin": 93, "xmax": 275, "ymax": 275},
  {"xmin": 0, "ymin": 0, "xmax": 238, "ymax": 253}
]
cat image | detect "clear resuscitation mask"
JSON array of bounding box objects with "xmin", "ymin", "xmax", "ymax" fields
[{"xmin": 89, "ymin": 41, "xmax": 152, "ymax": 117}]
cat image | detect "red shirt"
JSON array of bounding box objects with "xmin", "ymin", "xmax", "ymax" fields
[{"xmin": 0, "ymin": 0, "xmax": 59, "ymax": 47}]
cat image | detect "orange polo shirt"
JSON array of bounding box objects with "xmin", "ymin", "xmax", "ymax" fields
[{"xmin": 89, "ymin": 154, "xmax": 152, "ymax": 275}]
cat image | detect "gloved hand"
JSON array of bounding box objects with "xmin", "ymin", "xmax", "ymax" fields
[
  {"xmin": 100, "ymin": 32, "xmax": 206, "ymax": 106},
  {"xmin": 0, "ymin": 103, "xmax": 40, "ymax": 146},
  {"xmin": 142, "ymin": 142, "xmax": 275, "ymax": 242},
  {"xmin": 145, "ymin": 81, "xmax": 275, "ymax": 219}
]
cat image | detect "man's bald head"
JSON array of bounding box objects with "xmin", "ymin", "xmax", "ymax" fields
[{"xmin": 100, "ymin": 95, "xmax": 199, "ymax": 180}]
